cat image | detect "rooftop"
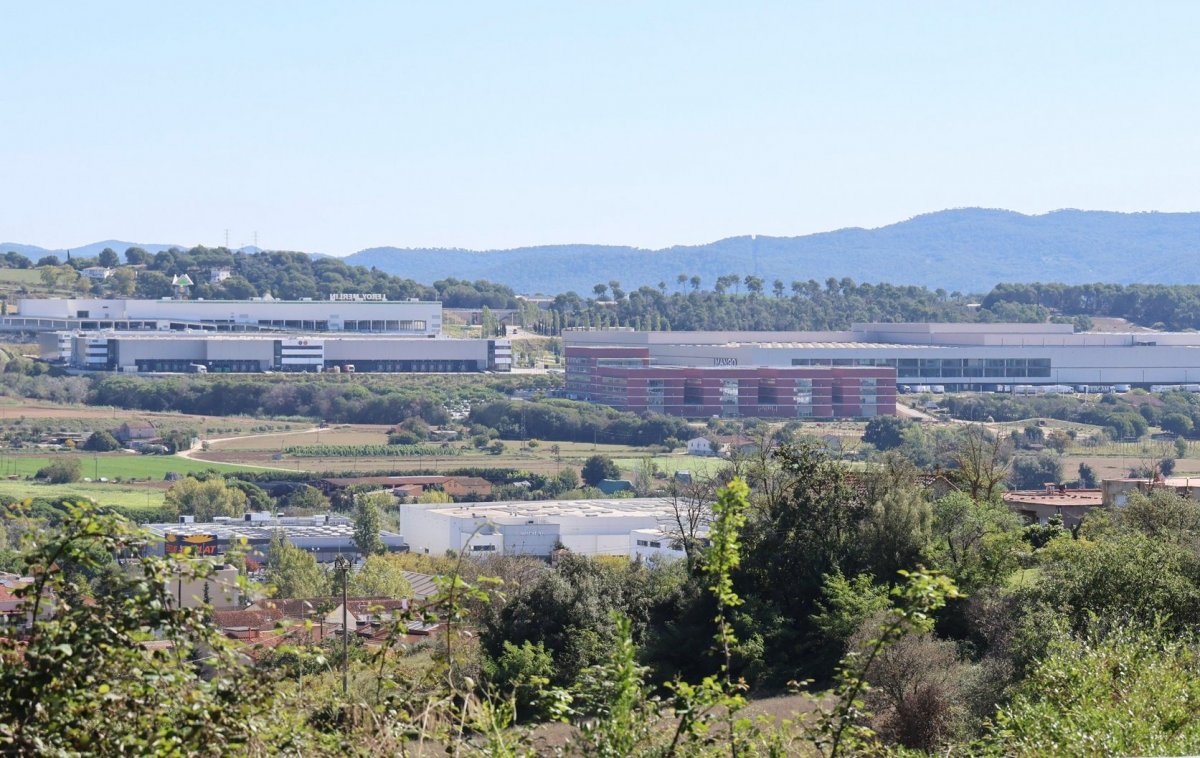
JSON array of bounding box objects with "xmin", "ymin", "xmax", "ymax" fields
[
  {"xmin": 410, "ymin": 497, "xmax": 678, "ymax": 523},
  {"xmin": 1002, "ymin": 488, "xmax": 1104, "ymax": 507}
]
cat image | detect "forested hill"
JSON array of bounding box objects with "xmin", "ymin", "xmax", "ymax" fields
[{"xmin": 344, "ymin": 208, "xmax": 1200, "ymax": 293}]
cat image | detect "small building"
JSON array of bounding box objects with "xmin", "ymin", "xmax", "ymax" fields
[
  {"xmin": 629, "ymin": 528, "xmax": 710, "ymax": 563},
  {"xmin": 687, "ymin": 437, "xmax": 716, "ymax": 456},
  {"xmin": 115, "ymin": 420, "xmax": 157, "ymax": 444},
  {"xmin": 597, "ymin": 479, "xmax": 634, "ymax": 495},
  {"xmin": 209, "ymin": 268, "xmax": 232, "ymax": 284},
  {"xmin": 142, "ymin": 513, "xmax": 407, "ymax": 563},
  {"xmin": 1003, "ymin": 484, "xmax": 1104, "ymax": 527},
  {"xmin": 1102, "ymin": 476, "xmax": 1200, "ymax": 507},
  {"xmin": 81, "ymin": 266, "xmax": 114, "ymax": 280}
]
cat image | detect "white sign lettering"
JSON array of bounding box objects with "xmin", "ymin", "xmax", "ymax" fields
[{"xmin": 329, "ymin": 293, "xmax": 386, "ymax": 302}]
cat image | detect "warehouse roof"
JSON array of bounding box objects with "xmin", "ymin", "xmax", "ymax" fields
[{"xmin": 408, "ymin": 497, "xmax": 679, "ymax": 523}]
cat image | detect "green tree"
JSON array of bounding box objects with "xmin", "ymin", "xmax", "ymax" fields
[
  {"xmin": 0, "ymin": 504, "xmax": 280, "ymax": 755},
  {"xmin": 283, "ymin": 484, "xmax": 329, "ymax": 512},
  {"xmin": 1009, "ymin": 452, "xmax": 1063, "ymax": 489},
  {"xmin": 927, "ymin": 491, "xmax": 1021, "ymax": 595},
  {"xmin": 225, "ymin": 479, "xmax": 273, "ymax": 511},
  {"xmin": 990, "ymin": 627, "xmax": 1200, "ymax": 756},
  {"xmin": 858, "ymin": 484, "xmax": 932, "ymax": 582},
  {"xmin": 1078, "ymin": 462, "xmax": 1097, "ymax": 488},
  {"xmin": 480, "ymin": 306, "xmax": 499, "ymax": 337},
  {"xmin": 109, "ymin": 266, "xmax": 137, "ymax": 296},
  {"xmin": 164, "ymin": 477, "xmax": 247, "ymax": 521},
  {"xmin": 811, "ymin": 571, "xmax": 893, "ymax": 657},
  {"xmin": 581, "ymin": 454, "xmax": 620, "ymax": 486},
  {"xmin": 1161, "ymin": 412, "xmax": 1194, "ymax": 437},
  {"xmin": 35, "ymin": 458, "xmax": 82, "ymax": 484},
  {"xmin": 97, "ymin": 248, "xmax": 120, "ymax": 268},
  {"xmin": 265, "ymin": 532, "xmax": 329, "ymax": 598},
  {"xmin": 353, "ymin": 493, "xmax": 386, "ymax": 556},
  {"xmin": 348, "ymin": 555, "xmax": 412, "ymax": 598},
  {"xmin": 81, "ymin": 430, "xmax": 121, "ymax": 452},
  {"xmin": 483, "ymin": 640, "xmax": 556, "ymax": 721},
  {"xmin": 863, "ymin": 415, "xmax": 910, "ymax": 450},
  {"xmin": 124, "ymin": 246, "xmax": 150, "ymax": 265}
]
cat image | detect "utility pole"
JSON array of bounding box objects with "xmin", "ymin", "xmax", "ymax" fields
[{"xmin": 334, "ymin": 554, "xmax": 350, "ymax": 696}]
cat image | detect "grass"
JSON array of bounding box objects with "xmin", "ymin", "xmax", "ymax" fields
[
  {"xmin": 613, "ymin": 454, "xmax": 731, "ymax": 478},
  {"xmin": 0, "ymin": 269, "xmax": 50, "ymax": 285},
  {"xmin": 0, "ymin": 452, "xmax": 257, "ymax": 480},
  {"xmin": 0, "ymin": 479, "xmax": 167, "ymax": 509}
]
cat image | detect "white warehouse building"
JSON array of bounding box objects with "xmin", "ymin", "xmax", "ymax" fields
[
  {"xmin": 399, "ymin": 498, "xmax": 680, "ymax": 558},
  {"xmin": 565, "ymin": 322, "xmax": 1200, "ymax": 391},
  {"xmin": 6, "ymin": 296, "xmax": 442, "ymax": 335},
  {"xmin": 44, "ymin": 331, "xmax": 511, "ymax": 373}
]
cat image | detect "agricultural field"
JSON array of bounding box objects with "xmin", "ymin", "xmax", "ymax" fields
[
  {"xmin": 0, "ymin": 452, "xmax": 252, "ymax": 481},
  {"xmin": 0, "ymin": 479, "xmax": 169, "ymax": 510}
]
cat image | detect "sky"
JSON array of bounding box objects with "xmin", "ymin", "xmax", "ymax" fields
[{"xmin": 3, "ymin": 2, "xmax": 1199, "ymax": 255}]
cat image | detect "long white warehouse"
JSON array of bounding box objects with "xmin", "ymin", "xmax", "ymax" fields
[
  {"xmin": 564, "ymin": 322, "xmax": 1200, "ymax": 390},
  {"xmin": 6, "ymin": 296, "xmax": 442, "ymax": 335},
  {"xmin": 44, "ymin": 331, "xmax": 511, "ymax": 373},
  {"xmin": 400, "ymin": 498, "xmax": 680, "ymax": 558}
]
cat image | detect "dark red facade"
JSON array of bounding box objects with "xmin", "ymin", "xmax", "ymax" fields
[{"xmin": 566, "ymin": 346, "xmax": 897, "ymax": 419}]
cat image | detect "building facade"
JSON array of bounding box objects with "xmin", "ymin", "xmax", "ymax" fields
[
  {"xmin": 566, "ymin": 345, "xmax": 896, "ymax": 419},
  {"xmin": 143, "ymin": 513, "xmax": 407, "ymax": 563},
  {"xmin": 7, "ymin": 296, "xmax": 442, "ymax": 335},
  {"xmin": 564, "ymin": 323, "xmax": 1200, "ymax": 391},
  {"xmin": 45, "ymin": 331, "xmax": 511, "ymax": 373},
  {"xmin": 399, "ymin": 498, "xmax": 678, "ymax": 558}
]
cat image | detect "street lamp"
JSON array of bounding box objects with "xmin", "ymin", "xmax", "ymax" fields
[{"xmin": 333, "ymin": 553, "xmax": 350, "ymax": 697}]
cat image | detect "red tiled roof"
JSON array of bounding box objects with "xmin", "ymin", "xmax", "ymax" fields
[{"xmin": 211, "ymin": 608, "xmax": 284, "ymax": 630}]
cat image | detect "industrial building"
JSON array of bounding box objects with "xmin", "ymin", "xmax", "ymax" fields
[
  {"xmin": 6, "ymin": 296, "xmax": 442, "ymax": 335},
  {"xmin": 44, "ymin": 331, "xmax": 511, "ymax": 373},
  {"xmin": 565, "ymin": 348, "xmax": 895, "ymax": 418},
  {"xmin": 564, "ymin": 322, "xmax": 1200, "ymax": 393},
  {"xmin": 142, "ymin": 512, "xmax": 407, "ymax": 563},
  {"xmin": 399, "ymin": 498, "xmax": 680, "ymax": 558}
]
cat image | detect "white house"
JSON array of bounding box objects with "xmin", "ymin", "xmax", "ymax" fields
[
  {"xmin": 210, "ymin": 268, "xmax": 232, "ymax": 283},
  {"xmin": 687, "ymin": 437, "xmax": 715, "ymax": 456},
  {"xmin": 81, "ymin": 266, "xmax": 114, "ymax": 280}
]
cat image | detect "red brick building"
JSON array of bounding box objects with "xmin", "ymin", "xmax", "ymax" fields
[{"xmin": 566, "ymin": 346, "xmax": 896, "ymax": 419}]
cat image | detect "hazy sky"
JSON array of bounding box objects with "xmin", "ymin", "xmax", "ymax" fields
[{"xmin": 4, "ymin": 2, "xmax": 1199, "ymax": 255}]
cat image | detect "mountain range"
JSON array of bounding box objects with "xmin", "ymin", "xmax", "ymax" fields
[{"xmin": 8, "ymin": 209, "xmax": 1200, "ymax": 294}]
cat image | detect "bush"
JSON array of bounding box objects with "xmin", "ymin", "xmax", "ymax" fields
[
  {"xmin": 81, "ymin": 430, "xmax": 121, "ymax": 452},
  {"xmin": 36, "ymin": 458, "xmax": 82, "ymax": 484},
  {"xmin": 483, "ymin": 640, "xmax": 556, "ymax": 720},
  {"xmin": 581, "ymin": 455, "xmax": 620, "ymax": 486}
]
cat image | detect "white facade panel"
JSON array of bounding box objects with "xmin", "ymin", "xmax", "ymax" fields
[{"xmin": 14, "ymin": 298, "xmax": 442, "ymax": 336}]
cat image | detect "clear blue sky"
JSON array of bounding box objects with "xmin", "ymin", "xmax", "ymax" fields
[{"xmin": 3, "ymin": 2, "xmax": 1198, "ymax": 255}]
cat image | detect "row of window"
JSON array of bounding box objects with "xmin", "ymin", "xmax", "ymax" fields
[{"xmin": 789, "ymin": 356, "xmax": 1052, "ymax": 378}]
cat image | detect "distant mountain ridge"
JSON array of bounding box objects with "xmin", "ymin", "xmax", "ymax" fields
[
  {"xmin": 8, "ymin": 209, "xmax": 1200, "ymax": 293},
  {"xmin": 344, "ymin": 209, "xmax": 1200, "ymax": 293}
]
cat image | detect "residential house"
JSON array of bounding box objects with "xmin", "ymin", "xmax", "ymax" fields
[
  {"xmin": 81, "ymin": 266, "xmax": 114, "ymax": 281},
  {"xmin": 114, "ymin": 420, "xmax": 157, "ymax": 445},
  {"xmin": 686, "ymin": 437, "xmax": 715, "ymax": 456}
]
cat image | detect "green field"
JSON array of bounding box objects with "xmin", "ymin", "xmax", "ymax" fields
[
  {"xmin": 0, "ymin": 452, "xmax": 256, "ymax": 481},
  {"xmin": 613, "ymin": 454, "xmax": 731, "ymax": 478},
  {"xmin": 0, "ymin": 479, "xmax": 167, "ymax": 509},
  {"xmin": 0, "ymin": 269, "xmax": 48, "ymax": 285}
]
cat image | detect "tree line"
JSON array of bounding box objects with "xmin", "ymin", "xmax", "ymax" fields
[{"xmin": 8, "ymin": 441, "xmax": 1200, "ymax": 754}]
